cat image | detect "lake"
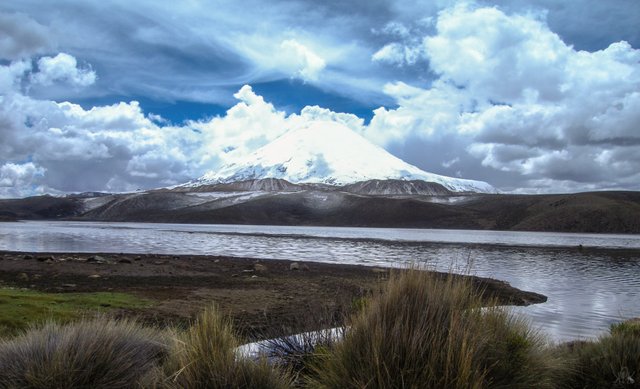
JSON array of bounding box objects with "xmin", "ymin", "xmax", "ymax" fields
[{"xmin": 1, "ymin": 220, "xmax": 639, "ymax": 342}]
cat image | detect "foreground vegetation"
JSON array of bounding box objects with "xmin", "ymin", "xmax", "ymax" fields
[
  {"xmin": 0, "ymin": 287, "xmax": 150, "ymax": 337},
  {"xmin": 0, "ymin": 270, "xmax": 639, "ymax": 388}
]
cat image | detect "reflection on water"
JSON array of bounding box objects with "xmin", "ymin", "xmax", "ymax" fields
[{"xmin": 1, "ymin": 221, "xmax": 639, "ymax": 341}]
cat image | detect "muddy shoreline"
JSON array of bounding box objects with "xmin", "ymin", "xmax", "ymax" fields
[{"xmin": 0, "ymin": 250, "xmax": 546, "ymax": 339}]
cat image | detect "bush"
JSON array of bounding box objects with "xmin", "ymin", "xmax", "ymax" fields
[
  {"xmin": 565, "ymin": 319, "xmax": 640, "ymax": 388},
  {"xmin": 259, "ymin": 327, "xmax": 344, "ymax": 384},
  {"xmin": 156, "ymin": 305, "xmax": 292, "ymax": 389},
  {"xmin": 310, "ymin": 269, "xmax": 561, "ymax": 389},
  {"xmin": 0, "ymin": 317, "xmax": 167, "ymax": 389},
  {"xmin": 480, "ymin": 309, "xmax": 566, "ymax": 388}
]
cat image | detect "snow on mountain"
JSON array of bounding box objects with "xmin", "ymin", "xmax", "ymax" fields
[{"xmin": 189, "ymin": 121, "xmax": 497, "ymax": 193}]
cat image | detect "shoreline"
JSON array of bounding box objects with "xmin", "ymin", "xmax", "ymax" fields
[{"xmin": 0, "ymin": 250, "xmax": 546, "ymax": 339}]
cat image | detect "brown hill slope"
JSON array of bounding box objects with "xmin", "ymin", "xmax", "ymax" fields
[{"xmin": 2, "ymin": 189, "xmax": 640, "ymax": 233}]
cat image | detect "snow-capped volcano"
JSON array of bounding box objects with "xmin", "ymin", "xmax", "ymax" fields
[{"xmin": 190, "ymin": 121, "xmax": 496, "ymax": 193}]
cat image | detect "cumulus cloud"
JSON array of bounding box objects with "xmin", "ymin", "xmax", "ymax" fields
[
  {"xmin": 367, "ymin": 3, "xmax": 640, "ymax": 192},
  {"xmin": 1, "ymin": 2, "xmax": 639, "ymax": 196},
  {"xmin": 280, "ymin": 39, "xmax": 326, "ymax": 81},
  {"xmin": 0, "ymin": 162, "xmax": 48, "ymax": 198},
  {"xmin": 0, "ymin": 69, "xmax": 368, "ymax": 196},
  {"xmin": 0, "ymin": 53, "xmax": 198, "ymax": 194},
  {"xmin": 31, "ymin": 53, "xmax": 96, "ymax": 87},
  {"xmin": 0, "ymin": 59, "xmax": 31, "ymax": 93}
]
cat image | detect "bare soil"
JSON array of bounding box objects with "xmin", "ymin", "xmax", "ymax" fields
[{"xmin": 0, "ymin": 251, "xmax": 546, "ymax": 340}]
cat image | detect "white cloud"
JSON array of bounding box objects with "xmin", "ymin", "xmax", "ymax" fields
[
  {"xmin": 294, "ymin": 105, "xmax": 364, "ymax": 132},
  {"xmin": 372, "ymin": 43, "xmax": 425, "ymax": 66},
  {"xmin": 1, "ymin": 76, "xmax": 374, "ymax": 197},
  {"xmin": 32, "ymin": 53, "xmax": 96, "ymax": 87},
  {"xmin": 367, "ymin": 4, "xmax": 640, "ymax": 191},
  {"xmin": 0, "ymin": 162, "xmax": 48, "ymax": 198},
  {"xmin": 0, "ymin": 59, "xmax": 31, "ymax": 93},
  {"xmin": 189, "ymin": 85, "xmax": 288, "ymax": 168},
  {"xmin": 279, "ymin": 39, "xmax": 326, "ymax": 81},
  {"xmin": 1, "ymin": 1, "xmax": 639, "ymax": 196}
]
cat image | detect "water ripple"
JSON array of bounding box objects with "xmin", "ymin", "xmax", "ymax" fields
[{"xmin": 1, "ymin": 220, "xmax": 639, "ymax": 342}]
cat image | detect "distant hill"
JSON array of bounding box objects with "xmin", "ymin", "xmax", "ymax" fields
[{"xmin": 2, "ymin": 183, "xmax": 639, "ymax": 233}]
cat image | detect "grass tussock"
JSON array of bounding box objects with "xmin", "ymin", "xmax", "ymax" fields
[
  {"xmin": 309, "ymin": 269, "xmax": 564, "ymax": 389},
  {"xmin": 0, "ymin": 317, "xmax": 167, "ymax": 389},
  {"xmin": 154, "ymin": 305, "xmax": 292, "ymax": 389},
  {"xmin": 563, "ymin": 319, "xmax": 640, "ymax": 388},
  {"xmin": 2, "ymin": 269, "xmax": 639, "ymax": 388}
]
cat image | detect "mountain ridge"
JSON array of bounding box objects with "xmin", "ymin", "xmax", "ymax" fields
[{"xmin": 3, "ymin": 190, "xmax": 640, "ymax": 234}]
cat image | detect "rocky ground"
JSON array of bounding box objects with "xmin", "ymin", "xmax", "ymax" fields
[{"xmin": 0, "ymin": 251, "xmax": 546, "ymax": 339}]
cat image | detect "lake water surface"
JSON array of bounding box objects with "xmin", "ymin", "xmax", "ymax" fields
[{"xmin": 1, "ymin": 221, "xmax": 639, "ymax": 342}]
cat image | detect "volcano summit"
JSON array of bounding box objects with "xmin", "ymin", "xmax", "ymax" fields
[{"xmin": 183, "ymin": 121, "xmax": 496, "ymax": 194}]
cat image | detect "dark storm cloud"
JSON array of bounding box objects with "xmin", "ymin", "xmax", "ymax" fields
[{"xmin": 0, "ymin": 12, "xmax": 52, "ymax": 60}]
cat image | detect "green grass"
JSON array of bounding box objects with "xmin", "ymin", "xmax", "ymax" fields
[{"xmin": 0, "ymin": 287, "xmax": 151, "ymax": 337}]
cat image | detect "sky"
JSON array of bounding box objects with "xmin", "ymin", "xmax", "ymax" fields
[{"xmin": 0, "ymin": 0, "xmax": 639, "ymax": 197}]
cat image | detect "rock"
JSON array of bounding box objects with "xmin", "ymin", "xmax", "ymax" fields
[
  {"xmin": 241, "ymin": 269, "xmax": 254, "ymax": 273},
  {"xmin": 88, "ymin": 274, "xmax": 101, "ymax": 279},
  {"xmin": 17, "ymin": 273, "xmax": 29, "ymax": 281},
  {"xmin": 87, "ymin": 255, "xmax": 107, "ymax": 263},
  {"xmin": 253, "ymin": 263, "xmax": 267, "ymax": 272},
  {"xmin": 23, "ymin": 254, "xmax": 34, "ymax": 260},
  {"xmin": 118, "ymin": 258, "xmax": 132, "ymax": 264},
  {"xmin": 289, "ymin": 262, "xmax": 309, "ymax": 271},
  {"xmin": 251, "ymin": 275, "xmax": 258, "ymax": 278},
  {"xmin": 62, "ymin": 283, "xmax": 77, "ymax": 288},
  {"xmin": 37, "ymin": 256, "xmax": 53, "ymax": 262}
]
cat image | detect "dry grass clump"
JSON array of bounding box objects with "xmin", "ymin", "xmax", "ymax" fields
[
  {"xmin": 0, "ymin": 317, "xmax": 167, "ymax": 389},
  {"xmin": 154, "ymin": 305, "xmax": 292, "ymax": 389},
  {"xmin": 563, "ymin": 319, "xmax": 640, "ymax": 388},
  {"xmin": 309, "ymin": 269, "xmax": 563, "ymax": 389},
  {"xmin": 8, "ymin": 269, "xmax": 629, "ymax": 388}
]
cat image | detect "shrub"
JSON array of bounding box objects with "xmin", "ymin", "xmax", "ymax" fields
[
  {"xmin": 156, "ymin": 305, "xmax": 292, "ymax": 389},
  {"xmin": 480, "ymin": 309, "xmax": 566, "ymax": 388},
  {"xmin": 260, "ymin": 327, "xmax": 344, "ymax": 383},
  {"xmin": 0, "ymin": 317, "xmax": 167, "ymax": 389},
  {"xmin": 565, "ymin": 319, "xmax": 640, "ymax": 388},
  {"xmin": 310, "ymin": 269, "xmax": 561, "ymax": 389}
]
